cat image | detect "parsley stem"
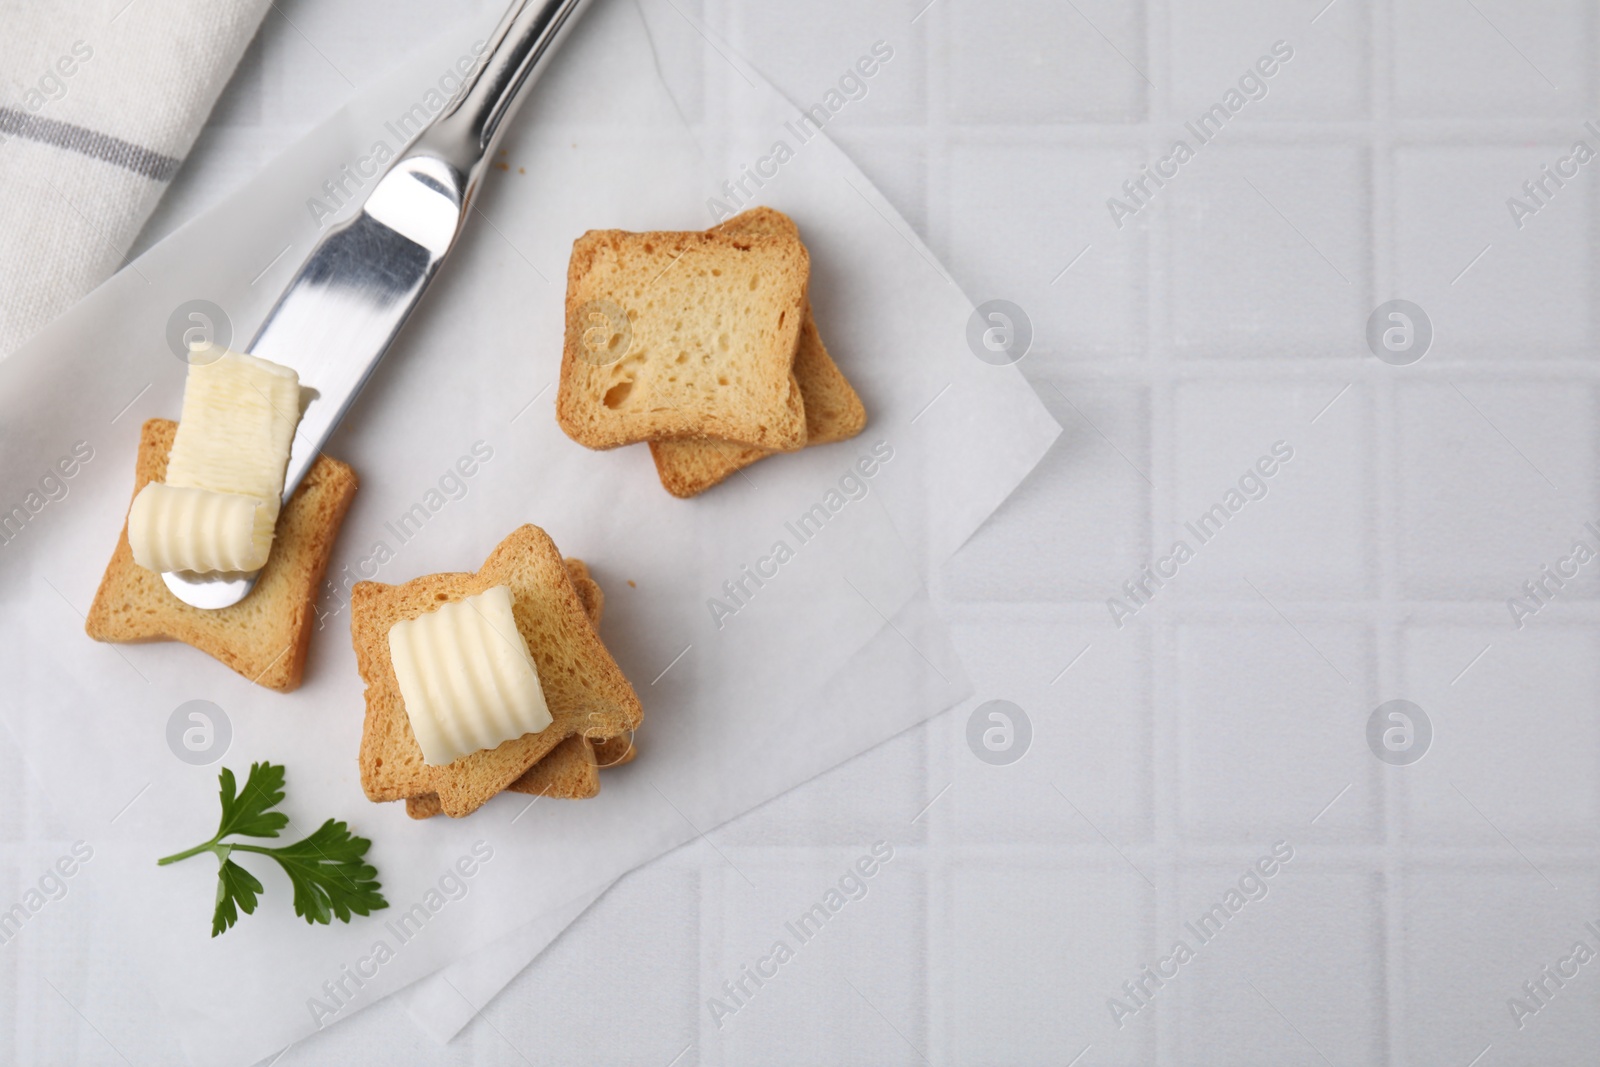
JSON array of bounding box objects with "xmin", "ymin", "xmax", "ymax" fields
[
  {"xmin": 156, "ymin": 839, "xmax": 222, "ymax": 866},
  {"xmin": 157, "ymin": 840, "xmax": 308, "ymax": 866},
  {"xmin": 224, "ymin": 844, "xmax": 285, "ymax": 858}
]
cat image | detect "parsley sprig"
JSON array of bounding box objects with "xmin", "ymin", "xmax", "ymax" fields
[{"xmin": 157, "ymin": 762, "xmax": 388, "ymax": 937}]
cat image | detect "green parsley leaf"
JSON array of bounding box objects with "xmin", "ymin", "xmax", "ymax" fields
[
  {"xmin": 159, "ymin": 762, "xmax": 387, "ymax": 937},
  {"xmin": 214, "ymin": 762, "xmax": 289, "ymax": 841},
  {"xmin": 269, "ymin": 819, "xmax": 388, "ymax": 926},
  {"xmin": 212, "ymin": 852, "xmax": 262, "ymax": 937}
]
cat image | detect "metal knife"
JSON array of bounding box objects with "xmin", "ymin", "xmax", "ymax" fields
[{"xmin": 164, "ymin": 0, "xmax": 595, "ymax": 609}]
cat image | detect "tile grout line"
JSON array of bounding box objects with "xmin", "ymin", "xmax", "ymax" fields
[
  {"xmin": 1368, "ymin": 1, "xmax": 1407, "ymax": 1062},
  {"xmin": 922, "ymin": 1, "xmax": 950, "ymax": 1060},
  {"xmin": 1143, "ymin": 0, "xmax": 1173, "ymax": 1061}
]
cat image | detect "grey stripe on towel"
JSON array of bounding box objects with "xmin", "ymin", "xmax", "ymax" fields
[{"xmin": 0, "ymin": 108, "xmax": 180, "ymax": 182}]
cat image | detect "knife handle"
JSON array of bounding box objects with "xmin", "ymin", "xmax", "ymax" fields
[{"xmin": 420, "ymin": 0, "xmax": 593, "ymax": 179}]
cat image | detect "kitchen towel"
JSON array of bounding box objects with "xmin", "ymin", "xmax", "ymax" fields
[{"xmin": 0, "ymin": 0, "xmax": 270, "ymax": 358}]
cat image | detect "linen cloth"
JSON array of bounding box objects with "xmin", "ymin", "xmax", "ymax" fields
[{"xmin": 0, "ymin": 0, "xmax": 271, "ymax": 356}]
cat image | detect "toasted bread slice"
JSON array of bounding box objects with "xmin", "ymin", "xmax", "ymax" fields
[
  {"xmin": 405, "ymin": 734, "xmax": 603, "ymax": 818},
  {"xmin": 502, "ymin": 556, "xmax": 618, "ymax": 799},
  {"xmin": 649, "ymin": 317, "xmax": 863, "ymax": 497},
  {"xmin": 593, "ymin": 733, "xmax": 636, "ymax": 767},
  {"xmin": 405, "ymin": 557, "xmax": 614, "ymax": 819},
  {"xmin": 556, "ymin": 228, "xmax": 810, "ymax": 451},
  {"xmin": 564, "ymin": 556, "xmax": 603, "ymax": 626},
  {"xmin": 85, "ymin": 419, "xmax": 357, "ymax": 691},
  {"xmin": 650, "ymin": 209, "xmax": 865, "ymax": 498},
  {"xmin": 353, "ymin": 525, "xmax": 642, "ymax": 818},
  {"xmin": 556, "ymin": 557, "xmax": 637, "ymax": 766},
  {"xmin": 403, "ymin": 793, "xmax": 445, "ymax": 819}
]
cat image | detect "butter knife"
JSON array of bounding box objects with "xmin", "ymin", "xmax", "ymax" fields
[{"xmin": 165, "ymin": 0, "xmax": 595, "ymax": 609}]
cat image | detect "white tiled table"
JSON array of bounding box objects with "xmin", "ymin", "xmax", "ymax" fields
[{"xmin": 7, "ymin": 0, "xmax": 1599, "ymax": 1063}]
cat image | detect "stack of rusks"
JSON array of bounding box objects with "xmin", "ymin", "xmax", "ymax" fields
[
  {"xmin": 353, "ymin": 526, "xmax": 643, "ymax": 819},
  {"xmin": 556, "ymin": 207, "xmax": 867, "ymax": 496}
]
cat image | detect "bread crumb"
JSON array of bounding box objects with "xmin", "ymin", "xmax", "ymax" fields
[
  {"xmin": 494, "ymin": 161, "xmax": 509, "ymax": 172},
  {"xmin": 627, "ymin": 579, "xmax": 636, "ymax": 588}
]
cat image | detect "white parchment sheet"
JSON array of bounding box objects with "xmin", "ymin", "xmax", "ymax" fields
[
  {"xmin": 0, "ymin": 1, "xmax": 1057, "ymax": 1063},
  {"xmin": 398, "ymin": 0, "xmax": 1053, "ymax": 1040}
]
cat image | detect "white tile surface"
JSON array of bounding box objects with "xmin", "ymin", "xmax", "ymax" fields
[
  {"xmin": 1171, "ymin": 863, "xmax": 1386, "ymax": 1066},
  {"xmin": 1394, "ymin": 380, "xmax": 1592, "ymax": 599},
  {"xmin": 941, "ymin": 0, "xmax": 1148, "ymax": 124},
  {"xmin": 933, "ymin": 855, "xmax": 1154, "ymax": 1065},
  {"xmin": 1167, "ymin": 144, "xmax": 1370, "ymax": 357},
  {"xmin": 942, "ymin": 138, "xmax": 1150, "ymax": 362},
  {"xmin": 1400, "ymin": 623, "xmax": 1600, "ymax": 845},
  {"xmin": 12, "ymin": 0, "xmax": 1600, "ymax": 1063},
  {"xmin": 1392, "ymin": 145, "xmax": 1594, "ymax": 358},
  {"xmin": 1391, "ymin": 0, "xmax": 1595, "ymax": 118},
  {"xmin": 1167, "ymin": 1, "xmax": 1370, "ymax": 122},
  {"xmin": 1175, "ymin": 620, "xmax": 1377, "ymax": 841},
  {"xmin": 1398, "ymin": 862, "xmax": 1600, "ymax": 1062},
  {"xmin": 944, "ymin": 608, "xmax": 1153, "ymax": 846},
  {"xmin": 1169, "ymin": 380, "xmax": 1375, "ymax": 601}
]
